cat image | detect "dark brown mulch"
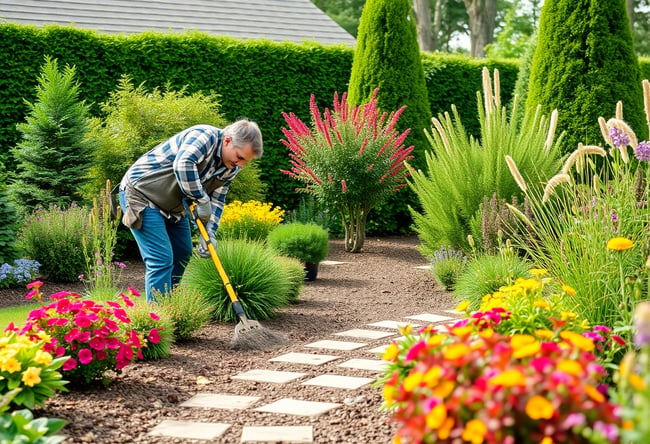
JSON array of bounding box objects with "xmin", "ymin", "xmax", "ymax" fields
[{"xmin": 1, "ymin": 236, "xmax": 455, "ymax": 443}]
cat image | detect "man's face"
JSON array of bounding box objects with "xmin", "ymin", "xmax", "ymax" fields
[{"xmin": 221, "ymin": 137, "xmax": 255, "ymax": 169}]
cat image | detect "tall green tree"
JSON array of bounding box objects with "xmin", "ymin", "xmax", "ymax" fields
[
  {"xmin": 9, "ymin": 57, "xmax": 96, "ymax": 214},
  {"xmin": 526, "ymin": 0, "xmax": 646, "ymax": 155}
]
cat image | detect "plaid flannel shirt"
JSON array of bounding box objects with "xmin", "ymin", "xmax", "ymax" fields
[{"xmin": 121, "ymin": 125, "xmax": 239, "ymax": 233}]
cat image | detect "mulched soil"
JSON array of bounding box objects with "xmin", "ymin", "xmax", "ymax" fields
[{"xmin": 0, "ymin": 236, "xmax": 455, "ymax": 443}]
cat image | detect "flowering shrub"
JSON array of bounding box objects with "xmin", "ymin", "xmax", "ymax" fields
[
  {"xmin": 0, "ymin": 330, "xmax": 68, "ymax": 409},
  {"xmin": 218, "ymin": 200, "xmax": 284, "ymax": 241},
  {"xmin": 614, "ymin": 301, "xmax": 650, "ymax": 443},
  {"xmin": 0, "ymin": 259, "xmax": 40, "ymax": 289},
  {"xmin": 381, "ymin": 323, "xmax": 621, "ymax": 443},
  {"xmin": 14, "ymin": 282, "xmax": 160, "ymax": 384},
  {"xmin": 280, "ymin": 88, "xmax": 413, "ymax": 252}
]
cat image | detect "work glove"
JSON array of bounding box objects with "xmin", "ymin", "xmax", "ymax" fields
[
  {"xmin": 197, "ymin": 233, "xmax": 217, "ymax": 259},
  {"xmin": 195, "ymin": 200, "xmax": 212, "ymax": 225}
]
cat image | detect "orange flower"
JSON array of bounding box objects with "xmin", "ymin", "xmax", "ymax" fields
[
  {"xmin": 489, "ymin": 369, "xmax": 526, "ymax": 387},
  {"xmin": 526, "ymin": 395, "xmax": 554, "ymax": 419},
  {"xmin": 461, "ymin": 419, "xmax": 487, "ymax": 444},
  {"xmin": 606, "ymin": 237, "xmax": 634, "ymax": 251},
  {"xmin": 557, "ymin": 359, "xmax": 583, "ymax": 377},
  {"xmin": 443, "ymin": 343, "xmax": 470, "ymax": 360},
  {"xmin": 425, "ymin": 403, "xmax": 447, "ymax": 429},
  {"xmin": 584, "ymin": 384, "xmax": 605, "ymax": 402}
]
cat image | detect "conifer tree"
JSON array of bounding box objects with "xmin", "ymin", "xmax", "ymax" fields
[
  {"xmin": 526, "ymin": 0, "xmax": 645, "ymax": 154},
  {"xmin": 0, "ymin": 166, "xmax": 18, "ymax": 264},
  {"xmin": 10, "ymin": 56, "xmax": 96, "ymax": 214}
]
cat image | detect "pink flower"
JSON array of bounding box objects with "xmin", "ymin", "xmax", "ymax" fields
[
  {"xmin": 149, "ymin": 312, "xmax": 160, "ymax": 321},
  {"xmin": 73, "ymin": 314, "xmax": 92, "ymax": 328},
  {"xmin": 89, "ymin": 337, "xmax": 106, "ymax": 351},
  {"xmin": 78, "ymin": 348, "xmax": 93, "ymax": 365},
  {"xmin": 25, "ymin": 289, "xmax": 38, "ymax": 300},
  {"xmin": 63, "ymin": 358, "xmax": 77, "ymax": 371},
  {"xmin": 148, "ymin": 328, "xmax": 161, "ymax": 344},
  {"xmin": 113, "ymin": 308, "xmax": 130, "ymax": 323},
  {"xmin": 26, "ymin": 280, "xmax": 43, "ymax": 289}
]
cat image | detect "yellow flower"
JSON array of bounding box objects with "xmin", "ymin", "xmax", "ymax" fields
[
  {"xmin": 443, "ymin": 343, "xmax": 470, "ymax": 360},
  {"xmin": 34, "ymin": 350, "xmax": 53, "ymax": 366},
  {"xmin": 516, "ymin": 278, "xmax": 541, "ymax": 292},
  {"xmin": 450, "ymin": 326, "xmax": 473, "ymax": 339},
  {"xmin": 398, "ymin": 324, "xmax": 413, "ymax": 336},
  {"xmin": 529, "ymin": 268, "xmax": 548, "ymax": 276},
  {"xmin": 425, "ymin": 403, "xmax": 447, "ymax": 429},
  {"xmin": 628, "ymin": 373, "xmax": 646, "ymax": 390},
  {"xmin": 560, "ymin": 331, "xmax": 595, "ymax": 352},
  {"xmin": 513, "ymin": 341, "xmax": 541, "ymax": 359},
  {"xmin": 489, "ymin": 369, "xmax": 526, "ymax": 387},
  {"xmin": 557, "ymin": 359, "xmax": 583, "ymax": 377},
  {"xmin": 382, "ymin": 343, "xmax": 399, "ymax": 362},
  {"xmin": 607, "ymin": 237, "xmax": 634, "ymax": 251},
  {"xmin": 22, "ymin": 366, "xmax": 41, "ymax": 387},
  {"xmin": 403, "ymin": 372, "xmax": 423, "ymax": 392},
  {"xmin": 584, "ymin": 384, "xmax": 605, "ymax": 402},
  {"xmin": 423, "ymin": 366, "xmax": 442, "ymax": 387},
  {"xmin": 510, "ymin": 334, "xmax": 536, "ymax": 348},
  {"xmin": 533, "ymin": 299, "xmax": 550, "ymax": 309},
  {"xmin": 426, "ymin": 334, "xmax": 446, "ymax": 347},
  {"xmin": 0, "ymin": 357, "xmax": 21, "ymax": 373},
  {"xmin": 438, "ymin": 417, "xmax": 454, "ymax": 439},
  {"xmin": 560, "ymin": 311, "xmax": 577, "ymax": 320},
  {"xmin": 455, "ymin": 300, "xmax": 471, "ymax": 312},
  {"xmin": 433, "ymin": 380, "xmax": 455, "ymax": 398},
  {"xmin": 540, "ymin": 437, "xmax": 554, "ymax": 444},
  {"xmin": 561, "ymin": 284, "xmax": 576, "ymax": 295},
  {"xmin": 383, "ymin": 384, "xmax": 396, "ymax": 406},
  {"xmin": 461, "ymin": 419, "xmax": 487, "ymax": 444},
  {"xmin": 534, "ymin": 329, "xmax": 554, "ymax": 339},
  {"xmin": 526, "ymin": 395, "xmax": 554, "ymax": 419}
]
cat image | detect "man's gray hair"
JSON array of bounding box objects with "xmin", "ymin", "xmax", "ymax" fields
[{"xmin": 224, "ymin": 119, "xmax": 263, "ymax": 158}]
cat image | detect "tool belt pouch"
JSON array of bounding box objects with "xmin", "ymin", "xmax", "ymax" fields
[{"xmin": 109, "ymin": 184, "xmax": 121, "ymax": 220}]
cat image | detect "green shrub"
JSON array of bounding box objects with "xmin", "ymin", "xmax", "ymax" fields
[
  {"xmin": 157, "ymin": 286, "xmax": 213, "ymax": 341},
  {"xmin": 0, "ymin": 177, "xmax": 19, "ymax": 264},
  {"xmin": 267, "ymin": 222, "xmax": 330, "ymax": 264},
  {"xmin": 126, "ymin": 300, "xmax": 174, "ymax": 360},
  {"xmin": 276, "ymin": 256, "xmax": 305, "ymax": 302},
  {"xmin": 19, "ymin": 204, "xmax": 89, "ymax": 283},
  {"xmin": 180, "ymin": 239, "xmax": 291, "ymax": 322},
  {"xmin": 430, "ymin": 247, "xmax": 467, "ymax": 291},
  {"xmin": 453, "ymin": 252, "xmax": 531, "ymax": 310},
  {"xmin": 9, "ymin": 56, "xmax": 96, "ymax": 215}
]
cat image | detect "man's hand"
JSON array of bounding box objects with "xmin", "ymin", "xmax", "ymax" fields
[
  {"xmin": 197, "ymin": 233, "xmax": 217, "ymax": 258},
  {"xmin": 196, "ymin": 201, "xmax": 212, "ymax": 224}
]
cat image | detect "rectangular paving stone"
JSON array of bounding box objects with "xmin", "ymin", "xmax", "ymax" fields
[
  {"xmin": 415, "ymin": 265, "xmax": 432, "ymax": 269},
  {"xmin": 333, "ymin": 328, "xmax": 394, "ymax": 340},
  {"xmin": 241, "ymin": 425, "xmax": 313, "ymax": 443},
  {"xmin": 304, "ymin": 339, "xmax": 367, "ymax": 351},
  {"xmin": 148, "ymin": 419, "xmax": 230, "ymax": 440},
  {"xmin": 405, "ymin": 313, "xmax": 455, "ymax": 323},
  {"xmin": 232, "ymin": 369, "xmax": 307, "ymax": 384},
  {"xmin": 269, "ymin": 352, "xmax": 340, "ymax": 366},
  {"xmin": 321, "ymin": 260, "xmax": 347, "ymax": 265},
  {"xmin": 366, "ymin": 344, "xmax": 389, "ymax": 354},
  {"xmin": 180, "ymin": 393, "xmax": 261, "ymax": 409},
  {"xmin": 302, "ymin": 374, "xmax": 374, "ymax": 390},
  {"xmin": 338, "ymin": 358, "xmax": 389, "ymax": 372},
  {"xmin": 253, "ymin": 398, "xmax": 341, "ymax": 416},
  {"xmin": 367, "ymin": 320, "xmax": 421, "ymax": 330}
]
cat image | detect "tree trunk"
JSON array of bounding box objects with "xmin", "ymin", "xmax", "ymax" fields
[
  {"xmin": 413, "ymin": 0, "xmax": 434, "ymax": 51},
  {"xmin": 432, "ymin": 0, "xmax": 446, "ymax": 51},
  {"xmin": 463, "ymin": 0, "xmax": 498, "ymax": 57},
  {"xmin": 340, "ymin": 205, "xmax": 368, "ymax": 253}
]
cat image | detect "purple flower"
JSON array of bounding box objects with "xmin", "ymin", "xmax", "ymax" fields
[
  {"xmin": 635, "ymin": 141, "xmax": 650, "ymax": 161},
  {"xmin": 609, "ymin": 127, "xmax": 630, "ymax": 147}
]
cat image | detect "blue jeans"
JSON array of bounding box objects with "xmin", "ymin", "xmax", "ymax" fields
[{"xmin": 119, "ymin": 191, "xmax": 193, "ymax": 302}]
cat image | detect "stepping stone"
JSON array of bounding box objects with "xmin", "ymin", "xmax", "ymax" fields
[
  {"xmin": 338, "ymin": 358, "xmax": 388, "ymax": 372},
  {"xmin": 366, "ymin": 344, "xmax": 389, "ymax": 354},
  {"xmin": 148, "ymin": 419, "xmax": 230, "ymax": 440},
  {"xmin": 302, "ymin": 374, "xmax": 374, "ymax": 390},
  {"xmin": 415, "ymin": 265, "xmax": 432, "ymax": 269},
  {"xmin": 253, "ymin": 398, "xmax": 341, "ymax": 416},
  {"xmin": 333, "ymin": 328, "xmax": 394, "ymax": 340},
  {"xmin": 367, "ymin": 320, "xmax": 421, "ymax": 330},
  {"xmin": 270, "ymin": 352, "xmax": 340, "ymax": 366},
  {"xmin": 405, "ymin": 313, "xmax": 455, "ymax": 323},
  {"xmin": 321, "ymin": 260, "xmax": 347, "ymax": 265},
  {"xmin": 241, "ymin": 425, "xmax": 313, "ymax": 443},
  {"xmin": 180, "ymin": 393, "xmax": 261, "ymax": 409},
  {"xmin": 232, "ymin": 369, "xmax": 307, "ymax": 384},
  {"xmin": 304, "ymin": 340, "xmax": 367, "ymax": 351}
]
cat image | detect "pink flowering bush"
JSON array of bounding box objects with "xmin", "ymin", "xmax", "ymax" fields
[
  {"xmin": 13, "ymin": 281, "xmax": 161, "ymax": 384},
  {"xmin": 380, "ymin": 322, "xmax": 621, "ymax": 444}
]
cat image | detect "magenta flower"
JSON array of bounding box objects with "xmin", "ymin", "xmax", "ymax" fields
[
  {"xmin": 149, "ymin": 312, "xmax": 160, "ymax": 321},
  {"xmin": 63, "ymin": 358, "xmax": 77, "ymax": 371},
  {"xmin": 78, "ymin": 348, "xmax": 93, "ymax": 365},
  {"xmin": 26, "ymin": 280, "xmax": 43, "ymax": 289},
  {"xmin": 148, "ymin": 328, "xmax": 161, "ymax": 344}
]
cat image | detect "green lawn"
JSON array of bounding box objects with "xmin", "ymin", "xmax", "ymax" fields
[{"xmin": 0, "ymin": 304, "xmax": 38, "ymax": 330}]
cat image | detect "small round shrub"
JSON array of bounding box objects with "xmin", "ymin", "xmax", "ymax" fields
[
  {"xmin": 453, "ymin": 253, "xmax": 531, "ymax": 310},
  {"xmin": 430, "ymin": 247, "xmax": 467, "ymax": 291},
  {"xmin": 158, "ymin": 286, "xmax": 214, "ymax": 341},
  {"xmin": 276, "ymin": 256, "xmax": 305, "ymax": 302},
  {"xmin": 181, "ymin": 239, "xmax": 291, "ymax": 322},
  {"xmin": 126, "ymin": 300, "xmax": 174, "ymax": 361},
  {"xmin": 267, "ymin": 222, "xmax": 329, "ymax": 264}
]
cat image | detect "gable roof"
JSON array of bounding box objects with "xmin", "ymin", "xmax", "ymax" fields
[{"xmin": 0, "ymin": 0, "xmax": 356, "ymax": 46}]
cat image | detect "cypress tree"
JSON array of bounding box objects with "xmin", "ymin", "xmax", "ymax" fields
[
  {"xmin": 347, "ymin": 0, "xmax": 432, "ymax": 235},
  {"xmin": 9, "ymin": 56, "xmax": 96, "ymax": 214},
  {"xmin": 347, "ymin": 0, "xmax": 432, "ymax": 165},
  {"xmin": 526, "ymin": 0, "xmax": 645, "ymax": 155}
]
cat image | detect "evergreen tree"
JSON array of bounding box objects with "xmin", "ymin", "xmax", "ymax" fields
[
  {"xmin": 9, "ymin": 56, "xmax": 96, "ymax": 214},
  {"xmin": 526, "ymin": 0, "xmax": 645, "ymax": 155},
  {"xmin": 0, "ymin": 165, "xmax": 18, "ymax": 264},
  {"xmin": 347, "ymin": 0, "xmax": 432, "ymax": 166}
]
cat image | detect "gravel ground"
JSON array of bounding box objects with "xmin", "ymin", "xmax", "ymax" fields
[{"xmin": 1, "ymin": 236, "xmax": 455, "ymax": 443}]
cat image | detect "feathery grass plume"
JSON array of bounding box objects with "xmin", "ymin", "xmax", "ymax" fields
[
  {"xmin": 542, "ymin": 173, "xmax": 572, "ymax": 203},
  {"xmin": 482, "ymin": 67, "xmax": 494, "ymax": 114},
  {"xmin": 505, "ymin": 155, "xmax": 527, "ymax": 193},
  {"xmin": 560, "ymin": 144, "xmax": 607, "ymax": 174},
  {"xmin": 607, "ymin": 117, "xmax": 638, "ymax": 148},
  {"xmin": 643, "ymin": 79, "xmax": 650, "ymax": 131},
  {"xmin": 616, "ymin": 100, "xmax": 623, "ymax": 120},
  {"xmin": 592, "ymin": 174, "xmax": 600, "ymax": 193},
  {"xmin": 506, "ymin": 203, "xmax": 533, "ymax": 226},
  {"xmin": 599, "ymin": 117, "xmax": 611, "ymax": 145},
  {"xmin": 430, "ymin": 117, "xmax": 451, "ymax": 154},
  {"xmin": 544, "ymin": 109, "xmax": 558, "ymax": 151}
]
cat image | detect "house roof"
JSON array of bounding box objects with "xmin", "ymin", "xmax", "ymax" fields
[{"xmin": 0, "ymin": 0, "xmax": 356, "ymax": 46}]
